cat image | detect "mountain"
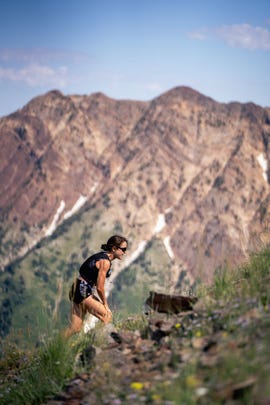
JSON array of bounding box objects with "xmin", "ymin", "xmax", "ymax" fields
[
  {"xmin": 1, "ymin": 87, "xmax": 270, "ymax": 343},
  {"xmin": 0, "ymin": 90, "xmax": 148, "ymax": 267}
]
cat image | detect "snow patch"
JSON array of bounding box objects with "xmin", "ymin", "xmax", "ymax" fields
[
  {"xmin": 154, "ymin": 214, "xmax": 166, "ymax": 234},
  {"xmin": 124, "ymin": 240, "xmax": 148, "ymax": 267},
  {"xmin": 163, "ymin": 236, "xmax": 175, "ymax": 259},
  {"xmin": 106, "ymin": 240, "xmax": 148, "ymax": 297},
  {"xmin": 257, "ymin": 153, "xmax": 268, "ymax": 182},
  {"xmin": 90, "ymin": 182, "xmax": 98, "ymax": 193},
  {"xmin": 63, "ymin": 195, "xmax": 88, "ymax": 220},
  {"xmin": 45, "ymin": 200, "xmax": 65, "ymax": 237}
]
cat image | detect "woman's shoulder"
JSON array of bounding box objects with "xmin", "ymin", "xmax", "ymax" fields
[{"xmin": 93, "ymin": 251, "xmax": 111, "ymax": 261}]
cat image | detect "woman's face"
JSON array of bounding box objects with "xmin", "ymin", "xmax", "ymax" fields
[{"xmin": 113, "ymin": 241, "xmax": 128, "ymax": 260}]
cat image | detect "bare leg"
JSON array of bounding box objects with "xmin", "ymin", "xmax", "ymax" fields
[
  {"xmin": 63, "ymin": 302, "xmax": 85, "ymax": 338},
  {"xmin": 63, "ymin": 296, "xmax": 112, "ymax": 338},
  {"xmin": 83, "ymin": 295, "xmax": 112, "ymax": 324}
]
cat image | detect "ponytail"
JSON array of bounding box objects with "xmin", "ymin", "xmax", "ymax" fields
[{"xmin": 100, "ymin": 235, "xmax": 128, "ymax": 252}]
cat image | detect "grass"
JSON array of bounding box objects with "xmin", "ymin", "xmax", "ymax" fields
[
  {"xmin": 1, "ymin": 246, "xmax": 270, "ymax": 404},
  {"xmin": 0, "ymin": 334, "xmax": 75, "ymax": 405}
]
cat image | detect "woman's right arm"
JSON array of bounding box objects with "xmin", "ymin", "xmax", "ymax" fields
[{"xmin": 96, "ymin": 259, "xmax": 111, "ymax": 311}]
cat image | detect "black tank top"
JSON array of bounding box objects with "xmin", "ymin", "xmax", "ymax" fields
[{"xmin": 79, "ymin": 251, "xmax": 111, "ymax": 285}]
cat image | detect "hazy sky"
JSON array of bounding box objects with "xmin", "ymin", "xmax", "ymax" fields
[{"xmin": 0, "ymin": 0, "xmax": 270, "ymax": 117}]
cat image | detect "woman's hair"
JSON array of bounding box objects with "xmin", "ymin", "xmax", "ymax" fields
[{"xmin": 101, "ymin": 235, "xmax": 128, "ymax": 251}]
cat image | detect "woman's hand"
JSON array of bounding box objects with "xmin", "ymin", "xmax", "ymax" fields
[{"xmin": 104, "ymin": 303, "xmax": 112, "ymax": 313}]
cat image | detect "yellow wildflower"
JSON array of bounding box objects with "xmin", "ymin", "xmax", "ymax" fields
[
  {"xmin": 162, "ymin": 380, "xmax": 171, "ymax": 387},
  {"xmin": 195, "ymin": 330, "xmax": 202, "ymax": 337},
  {"xmin": 175, "ymin": 323, "xmax": 181, "ymax": 329},
  {"xmin": 185, "ymin": 375, "xmax": 201, "ymax": 388},
  {"xmin": 130, "ymin": 382, "xmax": 144, "ymax": 390},
  {"xmin": 103, "ymin": 362, "xmax": 110, "ymax": 371},
  {"xmin": 151, "ymin": 394, "xmax": 162, "ymax": 402}
]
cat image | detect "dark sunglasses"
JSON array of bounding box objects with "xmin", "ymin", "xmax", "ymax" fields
[{"xmin": 117, "ymin": 246, "xmax": 127, "ymax": 252}]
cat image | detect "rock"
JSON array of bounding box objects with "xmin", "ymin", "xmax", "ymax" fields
[
  {"xmin": 108, "ymin": 330, "xmax": 141, "ymax": 350},
  {"xmin": 148, "ymin": 314, "xmax": 177, "ymax": 343},
  {"xmin": 145, "ymin": 291, "xmax": 198, "ymax": 314},
  {"xmin": 78, "ymin": 345, "xmax": 96, "ymax": 367},
  {"xmin": 214, "ymin": 376, "xmax": 257, "ymax": 401}
]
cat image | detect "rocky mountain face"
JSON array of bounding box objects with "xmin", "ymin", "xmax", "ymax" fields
[
  {"xmin": 0, "ymin": 90, "xmax": 148, "ymax": 267},
  {"xmin": 1, "ymin": 87, "xmax": 270, "ymax": 282}
]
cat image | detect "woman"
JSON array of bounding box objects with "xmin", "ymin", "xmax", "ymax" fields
[{"xmin": 65, "ymin": 235, "xmax": 128, "ymax": 337}]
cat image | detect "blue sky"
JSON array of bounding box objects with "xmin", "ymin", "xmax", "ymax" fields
[{"xmin": 0, "ymin": 0, "xmax": 270, "ymax": 117}]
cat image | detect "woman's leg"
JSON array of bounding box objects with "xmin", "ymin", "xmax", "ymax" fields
[
  {"xmin": 83, "ymin": 295, "xmax": 112, "ymax": 324},
  {"xmin": 63, "ymin": 302, "xmax": 85, "ymax": 337}
]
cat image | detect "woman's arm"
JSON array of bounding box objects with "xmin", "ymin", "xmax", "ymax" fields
[{"xmin": 96, "ymin": 259, "xmax": 111, "ymax": 310}]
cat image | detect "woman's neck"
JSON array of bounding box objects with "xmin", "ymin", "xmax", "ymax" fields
[{"xmin": 106, "ymin": 252, "xmax": 114, "ymax": 261}]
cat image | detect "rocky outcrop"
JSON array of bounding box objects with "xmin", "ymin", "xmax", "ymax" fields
[
  {"xmin": 0, "ymin": 91, "xmax": 148, "ymax": 268},
  {"xmin": 145, "ymin": 291, "xmax": 198, "ymax": 313}
]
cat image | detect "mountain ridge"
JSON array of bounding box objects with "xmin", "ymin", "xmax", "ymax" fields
[
  {"xmin": 1, "ymin": 86, "xmax": 270, "ymax": 275},
  {"xmin": 1, "ymin": 85, "xmax": 270, "ymax": 342}
]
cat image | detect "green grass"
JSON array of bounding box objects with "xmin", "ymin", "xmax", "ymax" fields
[{"xmin": 0, "ymin": 334, "xmax": 76, "ymax": 405}]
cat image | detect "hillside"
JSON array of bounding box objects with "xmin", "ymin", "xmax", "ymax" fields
[
  {"xmin": 1, "ymin": 86, "xmax": 270, "ymax": 344},
  {"xmin": 0, "ymin": 247, "xmax": 269, "ymax": 404}
]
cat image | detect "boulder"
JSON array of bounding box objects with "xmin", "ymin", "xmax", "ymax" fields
[{"xmin": 145, "ymin": 291, "xmax": 198, "ymax": 314}]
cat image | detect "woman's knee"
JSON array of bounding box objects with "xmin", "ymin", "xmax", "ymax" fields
[{"xmin": 103, "ymin": 310, "xmax": 112, "ymax": 324}]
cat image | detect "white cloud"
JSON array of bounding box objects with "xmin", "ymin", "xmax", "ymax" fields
[
  {"xmin": 188, "ymin": 23, "xmax": 270, "ymax": 51},
  {"xmin": 187, "ymin": 30, "xmax": 208, "ymax": 41},
  {"xmin": 217, "ymin": 24, "xmax": 270, "ymax": 50},
  {"xmin": 0, "ymin": 47, "xmax": 91, "ymax": 88},
  {"xmin": 146, "ymin": 82, "xmax": 163, "ymax": 92},
  {"xmin": 0, "ymin": 63, "xmax": 68, "ymax": 87},
  {"xmin": 0, "ymin": 48, "xmax": 89, "ymax": 64}
]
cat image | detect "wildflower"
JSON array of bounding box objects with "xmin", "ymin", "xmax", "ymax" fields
[
  {"xmin": 111, "ymin": 399, "xmax": 122, "ymax": 405},
  {"xmin": 195, "ymin": 331, "xmax": 202, "ymax": 337},
  {"xmin": 130, "ymin": 382, "xmax": 144, "ymax": 390},
  {"xmin": 126, "ymin": 393, "xmax": 138, "ymax": 400},
  {"xmin": 103, "ymin": 362, "xmax": 110, "ymax": 371},
  {"xmin": 175, "ymin": 323, "xmax": 181, "ymax": 329},
  {"xmin": 151, "ymin": 393, "xmax": 162, "ymax": 402},
  {"xmin": 185, "ymin": 375, "xmax": 201, "ymax": 387},
  {"xmin": 195, "ymin": 387, "xmax": 209, "ymax": 397}
]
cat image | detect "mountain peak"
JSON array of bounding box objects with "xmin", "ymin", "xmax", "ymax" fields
[{"xmin": 0, "ymin": 86, "xmax": 270, "ymax": 282}]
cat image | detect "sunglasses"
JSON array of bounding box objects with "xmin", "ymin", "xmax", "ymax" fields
[{"xmin": 117, "ymin": 246, "xmax": 127, "ymax": 252}]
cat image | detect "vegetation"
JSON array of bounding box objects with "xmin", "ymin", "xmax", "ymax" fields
[
  {"xmin": 0, "ymin": 218, "xmax": 184, "ymax": 347},
  {"xmin": 0, "ymin": 247, "xmax": 269, "ymax": 404},
  {"xmin": 0, "ymin": 334, "xmax": 75, "ymax": 405}
]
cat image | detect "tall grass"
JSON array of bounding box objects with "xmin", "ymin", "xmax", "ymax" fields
[{"xmin": 0, "ymin": 334, "xmax": 75, "ymax": 405}]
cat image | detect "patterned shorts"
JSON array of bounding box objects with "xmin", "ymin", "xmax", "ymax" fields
[{"xmin": 69, "ymin": 279, "xmax": 93, "ymax": 304}]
